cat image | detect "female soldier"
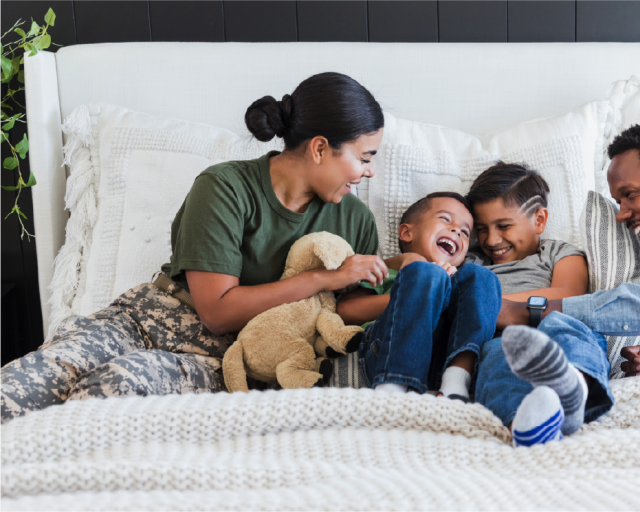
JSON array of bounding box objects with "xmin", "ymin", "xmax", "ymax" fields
[{"xmin": 1, "ymin": 72, "xmax": 387, "ymax": 422}]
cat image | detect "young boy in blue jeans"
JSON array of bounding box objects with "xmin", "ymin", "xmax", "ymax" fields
[
  {"xmin": 465, "ymin": 162, "xmax": 614, "ymax": 446},
  {"xmin": 337, "ymin": 192, "xmax": 501, "ymax": 400}
]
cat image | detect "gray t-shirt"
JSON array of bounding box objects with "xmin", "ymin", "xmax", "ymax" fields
[{"xmin": 466, "ymin": 239, "xmax": 584, "ymax": 295}]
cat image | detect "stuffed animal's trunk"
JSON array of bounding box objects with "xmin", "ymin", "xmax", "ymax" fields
[{"xmin": 222, "ymin": 340, "xmax": 249, "ymax": 393}]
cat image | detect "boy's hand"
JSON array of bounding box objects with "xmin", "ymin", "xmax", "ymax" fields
[
  {"xmin": 434, "ymin": 261, "xmax": 457, "ymax": 277},
  {"xmin": 399, "ymin": 253, "xmax": 428, "ymax": 270}
]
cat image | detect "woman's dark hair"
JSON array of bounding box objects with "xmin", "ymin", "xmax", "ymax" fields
[
  {"xmin": 607, "ymin": 124, "xmax": 640, "ymax": 160},
  {"xmin": 465, "ymin": 161, "xmax": 550, "ymax": 216},
  {"xmin": 244, "ymin": 72, "xmax": 384, "ymax": 150}
]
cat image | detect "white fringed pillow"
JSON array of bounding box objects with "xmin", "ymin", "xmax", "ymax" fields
[
  {"xmin": 49, "ymin": 102, "xmax": 282, "ymax": 337},
  {"xmin": 580, "ymin": 191, "xmax": 640, "ymax": 379},
  {"xmin": 361, "ymin": 100, "xmax": 610, "ymax": 259}
]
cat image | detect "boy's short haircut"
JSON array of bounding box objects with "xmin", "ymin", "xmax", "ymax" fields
[
  {"xmin": 465, "ymin": 161, "xmax": 550, "ymax": 216},
  {"xmin": 399, "ymin": 192, "xmax": 471, "ymax": 253},
  {"xmin": 607, "ymin": 124, "xmax": 640, "ymax": 160}
]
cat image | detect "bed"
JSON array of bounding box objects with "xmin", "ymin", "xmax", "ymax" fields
[{"xmin": 2, "ymin": 42, "xmax": 640, "ymax": 510}]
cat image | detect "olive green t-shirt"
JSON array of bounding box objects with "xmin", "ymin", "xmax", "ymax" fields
[{"xmin": 161, "ymin": 151, "xmax": 379, "ymax": 291}]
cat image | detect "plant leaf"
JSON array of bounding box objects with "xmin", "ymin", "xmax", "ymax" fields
[
  {"xmin": 1, "ymin": 55, "xmax": 13, "ymax": 81},
  {"xmin": 24, "ymin": 42, "xmax": 37, "ymax": 57},
  {"xmin": 17, "ymin": 70, "xmax": 25, "ymax": 83},
  {"xmin": 11, "ymin": 56, "xmax": 21, "ymax": 74},
  {"xmin": 32, "ymin": 36, "xmax": 42, "ymax": 50},
  {"xmin": 28, "ymin": 21, "xmax": 39, "ymax": 36},
  {"xmin": 24, "ymin": 172, "xmax": 37, "ymax": 187},
  {"xmin": 1, "ymin": 102, "xmax": 13, "ymax": 110},
  {"xmin": 15, "ymin": 28, "xmax": 26, "ymax": 39},
  {"xmin": 18, "ymin": 207, "xmax": 27, "ymax": 219},
  {"xmin": 45, "ymin": 8, "xmax": 56, "ymax": 27},
  {"xmin": 40, "ymin": 34, "xmax": 51, "ymax": 50},
  {"xmin": 2, "ymin": 117, "xmax": 16, "ymax": 130},
  {"xmin": 3, "ymin": 157, "xmax": 19, "ymax": 170},
  {"xmin": 0, "ymin": 132, "xmax": 7, "ymax": 143},
  {"xmin": 2, "ymin": 185, "xmax": 20, "ymax": 192},
  {"xmin": 16, "ymin": 133, "xmax": 29, "ymax": 158}
]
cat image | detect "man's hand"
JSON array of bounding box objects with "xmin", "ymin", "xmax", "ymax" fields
[
  {"xmin": 433, "ymin": 261, "xmax": 457, "ymax": 277},
  {"xmin": 620, "ymin": 346, "xmax": 640, "ymax": 377}
]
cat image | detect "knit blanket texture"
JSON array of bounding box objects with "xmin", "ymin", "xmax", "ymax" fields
[{"xmin": 2, "ymin": 378, "xmax": 639, "ymax": 511}]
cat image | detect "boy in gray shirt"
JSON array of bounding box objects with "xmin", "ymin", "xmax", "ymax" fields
[{"xmin": 466, "ymin": 162, "xmax": 613, "ymax": 447}]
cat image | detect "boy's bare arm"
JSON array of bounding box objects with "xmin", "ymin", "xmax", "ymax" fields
[
  {"xmin": 497, "ymin": 255, "xmax": 588, "ymax": 329},
  {"xmin": 501, "ymin": 255, "xmax": 588, "ymax": 302},
  {"xmin": 337, "ymin": 288, "xmax": 391, "ymax": 326}
]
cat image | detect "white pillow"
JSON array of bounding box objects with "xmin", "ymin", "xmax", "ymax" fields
[
  {"xmin": 49, "ymin": 102, "xmax": 282, "ymax": 337},
  {"xmin": 580, "ymin": 191, "xmax": 640, "ymax": 379},
  {"xmin": 360, "ymin": 101, "xmax": 610, "ymax": 259}
]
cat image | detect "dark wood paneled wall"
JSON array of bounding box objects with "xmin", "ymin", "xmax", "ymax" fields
[{"xmin": 2, "ymin": 0, "xmax": 639, "ymax": 361}]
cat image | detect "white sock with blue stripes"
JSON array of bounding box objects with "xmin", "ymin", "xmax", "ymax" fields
[
  {"xmin": 512, "ymin": 386, "xmax": 564, "ymax": 448},
  {"xmin": 502, "ymin": 325, "xmax": 588, "ymax": 436}
]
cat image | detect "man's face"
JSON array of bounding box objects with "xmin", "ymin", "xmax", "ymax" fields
[{"xmin": 608, "ymin": 148, "xmax": 640, "ymax": 238}]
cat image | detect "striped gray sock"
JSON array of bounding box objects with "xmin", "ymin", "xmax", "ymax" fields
[{"xmin": 502, "ymin": 326, "xmax": 588, "ymax": 436}]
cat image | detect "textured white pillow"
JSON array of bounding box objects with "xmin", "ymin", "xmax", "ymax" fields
[
  {"xmin": 360, "ymin": 101, "xmax": 609, "ymax": 259},
  {"xmin": 49, "ymin": 102, "xmax": 282, "ymax": 336},
  {"xmin": 580, "ymin": 191, "xmax": 640, "ymax": 379}
]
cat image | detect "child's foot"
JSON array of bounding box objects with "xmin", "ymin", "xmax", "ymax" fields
[
  {"xmin": 374, "ymin": 383, "xmax": 407, "ymax": 394},
  {"xmin": 512, "ymin": 386, "xmax": 564, "ymax": 447},
  {"xmin": 439, "ymin": 366, "xmax": 471, "ymax": 401},
  {"xmin": 502, "ymin": 326, "xmax": 588, "ymax": 435}
]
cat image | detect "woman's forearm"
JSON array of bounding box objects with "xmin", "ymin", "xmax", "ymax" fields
[
  {"xmin": 189, "ymin": 270, "xmax": 330, "ymax": 335},
  {"xmin": 337, "ymin": 295, "xmax": 390, "ymax": 326}
]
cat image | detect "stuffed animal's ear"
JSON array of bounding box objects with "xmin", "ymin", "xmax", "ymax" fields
[{"xmin": 313, "ymin": 233, "xmax": 355, "ymax": 270}]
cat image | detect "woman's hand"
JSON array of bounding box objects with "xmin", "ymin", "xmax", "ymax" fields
[{"xmin": 320, "ymin": 254, "xmax": 388, "ymax": 290}]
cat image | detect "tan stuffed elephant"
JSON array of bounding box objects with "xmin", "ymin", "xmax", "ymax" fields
[{"xmin": 223, "ymin": 232, "xmax": 364, "ymax": 392}]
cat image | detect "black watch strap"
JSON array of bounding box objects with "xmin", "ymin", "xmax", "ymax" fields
[{"xmin": 529, "ymin": 308, "xmax": 543, "ymax": 328}]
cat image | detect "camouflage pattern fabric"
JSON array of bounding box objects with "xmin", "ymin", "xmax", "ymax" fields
[{"xmin": 1, "ymin": 283, "xmax": 235, "ymax": 423}]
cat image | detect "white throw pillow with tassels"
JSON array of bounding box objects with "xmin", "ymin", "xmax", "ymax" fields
[{"xmin": 49, "ymin": 102, "xmax": 282, "ymax": 337}]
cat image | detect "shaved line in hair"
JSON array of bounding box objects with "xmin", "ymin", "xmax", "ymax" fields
[{"xmin": 518, "ymin": 195, "xmax": 545, "ymax": 216}]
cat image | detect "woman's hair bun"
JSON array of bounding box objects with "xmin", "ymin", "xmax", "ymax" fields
[{"xmin": 245, "ymin": 94, "xmax": 291, "ymax": 142}]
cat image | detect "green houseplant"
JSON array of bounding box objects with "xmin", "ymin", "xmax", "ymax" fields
[{"xmin": 2, "ymin": 8, "xmax": 57, "ymax": 239}]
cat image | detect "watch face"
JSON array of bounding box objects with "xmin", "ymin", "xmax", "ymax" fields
[{"xmin": 529, "ymin": 296, "xmax": 547, "ymax": 307}]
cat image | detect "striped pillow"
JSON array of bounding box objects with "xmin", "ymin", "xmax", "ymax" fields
[
  {"xmin": 328, "ymin": 352, "xmax": 369, "ymax": 389},
  {"xmin": 581, "ymin": 191, "xmax": 640, "ymax": 378}
]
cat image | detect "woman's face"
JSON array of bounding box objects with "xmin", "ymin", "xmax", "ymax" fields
[{"xmin": 310, "ymin": 129, "xmax": 383, "ymax": 204}]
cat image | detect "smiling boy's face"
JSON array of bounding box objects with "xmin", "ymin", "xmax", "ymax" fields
[
  {"xmin": 608, "ymin": 148, "xmax": 640, "ymax": 238},
  {"xmin": 399, "ymin": 197, "xmax": 473, "ymax": 267},
  {"xmin": 473, "ymin": 199, "xmax": 548, "ymax": 264}
]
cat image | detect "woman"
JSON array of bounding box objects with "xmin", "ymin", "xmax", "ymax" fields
[{"xmin": 1, "ymin": 72, "xmax": 387, "ymax": 422}]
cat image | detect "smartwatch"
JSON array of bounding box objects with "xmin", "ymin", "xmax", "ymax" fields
[{"xmin": 527, "ymin": 296, "xmax": 548, "ymax": 328}]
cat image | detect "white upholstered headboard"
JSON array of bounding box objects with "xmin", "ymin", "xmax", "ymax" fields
[{"xmin": 25, "ymin": 42, "xmax": 640, "ymax": 333}]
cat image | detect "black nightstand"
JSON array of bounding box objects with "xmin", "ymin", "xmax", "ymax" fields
[{"xmin": 2, "ymin": 284, "xmax": 22, "ymax": 367}]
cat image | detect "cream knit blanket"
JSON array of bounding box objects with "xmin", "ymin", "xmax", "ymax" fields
[{"xmin": 3, "ymin": 378, "xmax": 639, "ymax": 511}]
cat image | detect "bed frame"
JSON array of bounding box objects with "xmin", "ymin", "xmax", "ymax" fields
[{"xmin": 24, "ymin": 42, "xmax": 640, "ymax": 334}]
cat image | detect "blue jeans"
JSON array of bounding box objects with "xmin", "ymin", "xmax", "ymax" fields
[
  {"xmin": 475, "ymin": 311, "xmax": 614, "ymax": 427},
  {"xmin": 358, "ymin": 262, "xmax": 502, "ymax": 393}
]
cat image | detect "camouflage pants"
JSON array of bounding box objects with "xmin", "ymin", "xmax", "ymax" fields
[{"xmin": 1, "ymin": 283, "xmax": 235, "ymax": 423}]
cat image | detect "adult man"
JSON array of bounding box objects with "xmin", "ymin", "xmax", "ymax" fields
[{"xmin": 477, "ymin": 124, "xmax": 640, "ymax": 447}]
